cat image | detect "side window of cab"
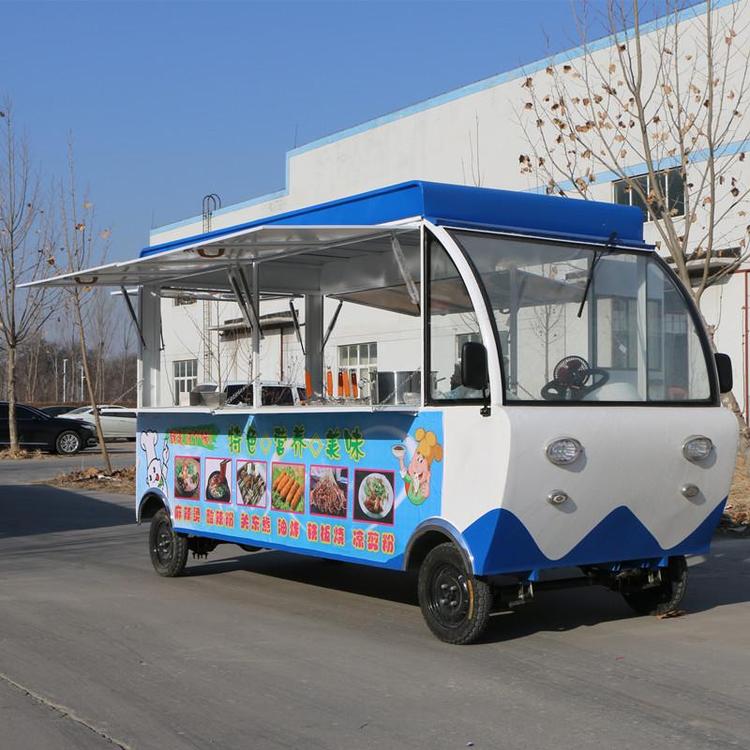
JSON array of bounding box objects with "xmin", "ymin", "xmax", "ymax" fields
[{"xmin": 425, "ymin": 236, "xmax": 487, "ymax": 403}]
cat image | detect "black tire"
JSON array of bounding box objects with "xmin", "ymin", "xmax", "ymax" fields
[
  {"xmin": 149, "ymin": 508, "xmax": 188, "ymax": 577},
  {"xmin": 623, "ymin": 555, "xmax": 688, "ymax": 615},
  {"xmin": 417, "ymin": 542, "xmax": 492, "ymax": 645},
  {"xmin": 55, "ymin": 430, "xmax": 82, "ymax": 455}
]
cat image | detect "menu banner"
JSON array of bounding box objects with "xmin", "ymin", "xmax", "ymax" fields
[{"xmin": 137, "ymin": 411, "xmax": 444, "ymax": 567}]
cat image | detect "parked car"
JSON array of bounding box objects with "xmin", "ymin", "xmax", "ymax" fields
[
  {"xmin": 60, "ymin": 404, "xmax": 137, "ymax": 441},
  {"xmin": 0, "ymin": 402, "xmax": 95, "ymax": 454},
  {"xmin": 41, "ymin": 405, "xmax": 84, "ymax": 418}
]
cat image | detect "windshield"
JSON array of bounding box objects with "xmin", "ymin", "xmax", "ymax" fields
[{"xmin": 449, "ymin": 230, "xmax": 714, "ymax": 403}]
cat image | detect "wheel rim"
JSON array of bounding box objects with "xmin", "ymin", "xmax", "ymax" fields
[
  {"xmin": 58, "ymin": 433, "xmax": 79, "ymax": 453},
  {"xmin": 153, "ymin": 519, "xmax": 174, "ymax": 566},
  {"xmin": 427, "ymin": 562, "xmax": 471, "ymax": 629}
]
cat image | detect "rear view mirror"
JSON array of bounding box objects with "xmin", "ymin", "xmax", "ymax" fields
[
  {"xmin": 715, "ymin": 353, "xmax": 733, "ymax": 394},
  {"xmin": 461, "ymin": 341, "xmax": 488, "ymax": 392}
]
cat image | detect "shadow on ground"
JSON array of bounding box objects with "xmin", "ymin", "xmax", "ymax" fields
[
  {"xmin": 181, "ymin": 539, "xmax": 750, "ymax": 643},
  {"xmin": 0, "ymin": 485, "xmax": 133, "ymax": 538}
]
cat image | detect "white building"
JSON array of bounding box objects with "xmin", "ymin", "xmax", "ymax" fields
[{"xmin": 151, "ymin": 0, "xmax": 750, "ymax": 415}]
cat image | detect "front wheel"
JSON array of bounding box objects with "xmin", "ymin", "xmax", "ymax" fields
[
  {"xmin": 149, "ymin": 508, "xmax": 188, "ymax": 577},
  {"xmin": 622, "ymin": 555, "xmax": 688, "ymax": 615},
  {"xmin": 417, "ymin": 542, "xmax": 492, "ymax": 645},
  {"xmin": 55, "ymin": 430, "xmax": 82, "ymax": 455}
]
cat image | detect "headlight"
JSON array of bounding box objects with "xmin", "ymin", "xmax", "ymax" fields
[
  {"xmin": 545, "ymin": 437, "xmax": 583, "ymax": 465},
  {"xmin": 683, "ymin": 436, "xmax": 713, "ymax": 462}
]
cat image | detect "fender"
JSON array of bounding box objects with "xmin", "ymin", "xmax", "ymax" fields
[
  {"xmin": 403, "ymin": 517, "xmax": 475, "ymax": 576},
  {"xmin": 136, "ymin": 488, "xmax": 169, "ymax": 524}
]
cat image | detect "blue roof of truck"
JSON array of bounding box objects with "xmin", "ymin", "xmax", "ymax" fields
[{"xmin": 140, "ymin": 180, "xmax": 645, "ymax": 258}]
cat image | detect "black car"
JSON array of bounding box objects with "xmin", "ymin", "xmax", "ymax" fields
[{"xmin": 0, "ymin": 402, "xmax": 96, "ymax": 454}]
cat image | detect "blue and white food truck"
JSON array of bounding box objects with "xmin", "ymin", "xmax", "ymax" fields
[{"xmin": 32, "ymin": 182, "xmax": 738, "ymax": 643}]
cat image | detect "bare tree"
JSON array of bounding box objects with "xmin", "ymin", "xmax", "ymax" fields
[
  {"xmin": 461, "ymin": 114, "xmax": 484, "ymax": 187},
  {"xmin": 530, "ymin": 264, "xmax": 564, "ymax": 382},
  {"xmin": 54, "ymin": 143, "xmax": 113, "ymax": 472},
  {"xmin": 517, "ymin": 0, "xmax": 750, "ymax": 439},
  {"xmin": 0, "ymin": 101, "xmax": 52, "ymax": 453},
  {"xmin": 90, "ymin": 288, "xmax": 116, "ymax": 403}
]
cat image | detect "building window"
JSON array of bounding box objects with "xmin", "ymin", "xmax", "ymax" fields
[
  {"xmin": 173, "ymin": 359, "xmax": 198, "ymax": 405},
  {"xmin": 613, "ymin": 167, "xmax": 684, "ymax": 221},
  {"xmin": 338, "ymin": 343, "xmax": 377, "ymax": 399}
]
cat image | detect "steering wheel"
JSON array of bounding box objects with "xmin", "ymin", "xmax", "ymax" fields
[{"xmin": 541, "ymin": 356, "xmax": 610, "ymax": 401}]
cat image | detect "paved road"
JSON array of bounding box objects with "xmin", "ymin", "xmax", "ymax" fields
[
  {"xmin": 0, "ymin": 484, "xmax": 749, "ymax": 750},
  {"xmin": 1, "ymin": 443, "xmax": 134, "ymax": 483}
]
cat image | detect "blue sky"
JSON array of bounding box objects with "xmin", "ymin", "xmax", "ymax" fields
[{"xmin": 2, "ymin": 0, "xmax": 647, "ymax": 261}]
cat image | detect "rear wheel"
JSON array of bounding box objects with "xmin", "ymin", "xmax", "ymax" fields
[
  {"xmin": 622, "ymin": 555, "xmax": 688, "ymax": 615},
  {"xmin": 149, "ymin": 509, "xmax": 188, "ymax": 577},
  {"xmin": 417, "ymin": 542, "xmax": 492, "ymax": 645},
  {"xmin": 55, "ymin": 430, "xmax": 82, "ymax": 455}
]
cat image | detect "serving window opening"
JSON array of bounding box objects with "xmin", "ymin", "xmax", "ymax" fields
[
  {"xmin": 318, "ymin": 231, "xmax": 422, "ymax": 406},
  {"xmin": 148, "ymin": 225, "xmax": 427, "ymax": 409}
]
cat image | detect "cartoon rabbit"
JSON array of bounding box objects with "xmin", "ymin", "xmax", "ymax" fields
[{"xmin": 140, "ymin": 431, "xmax": 169, "ymax": 490}]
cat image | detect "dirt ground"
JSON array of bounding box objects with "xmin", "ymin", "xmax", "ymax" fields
[
  {"xmin": 0, "ymin": 448, "xmax": 43, "ymax": 460},
  {"xmin": 725, "ymin": 455, "xmax": 750, "ymax": 526},
  {"xmin": 42, "ymin": 466, "xmax": 136, "ymax": 495}
]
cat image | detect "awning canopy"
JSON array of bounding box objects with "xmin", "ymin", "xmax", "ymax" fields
[{"xmin": 21, "ymin": 223, "xmax": 420, "ymax": 295}]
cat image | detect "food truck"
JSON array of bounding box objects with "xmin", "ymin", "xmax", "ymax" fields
[{"xmin": 29, "ymin": 181, "xmax": 738, "ymax": 644}]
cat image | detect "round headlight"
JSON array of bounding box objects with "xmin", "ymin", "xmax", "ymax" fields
[
  {"xmin": 683, "ymin": 436, "xmax": 713, "ymax": 463},
  {"xmin": 545, "ymin": 438, "xmax": 583, "ymax": 466}
]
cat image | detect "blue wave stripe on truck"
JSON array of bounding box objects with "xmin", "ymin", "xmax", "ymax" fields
[{"xmin": 464, "ymin": 500, "xmax": 727, "ymax": 576}]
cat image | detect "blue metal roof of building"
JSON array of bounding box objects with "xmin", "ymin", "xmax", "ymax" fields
[{"xmin": 140, "ymin": 181, "xmax": 645, "ymax": 258}]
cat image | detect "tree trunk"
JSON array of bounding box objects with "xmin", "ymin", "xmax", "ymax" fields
[
  {"xmin": 699, "ymin": 312, "xmax": 750, "ymax": 461},
  {"xmin": 6, "ymin": 344, "xmax": 19, "ymax": 453},
  {"xmin": 72, "ymin": 298, "xmax": 112, "ymax": 474},
  {"xmin": 723, "ymin": 390, "xmax": 749, "ymax": 459},
  {"xmin": 27, "ymin": 338, "xmax": 41, "ymax": 403}
]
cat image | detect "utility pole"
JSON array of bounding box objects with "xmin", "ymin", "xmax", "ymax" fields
[{"xmin": 62, "ymin": 358, "xmax": 68, "ymax": 402}]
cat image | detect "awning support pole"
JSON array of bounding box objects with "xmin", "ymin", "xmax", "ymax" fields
[
  {"xmin": 251, "ymin": 262, "xmax": 261, "ymax": 408},
  {"xmin": 226, "ymin": 272, "xmax": 250, "ymax": 327},
  {"xmin": 120, "ymin": 286, "xmax": 146, "ymax": 348},
  {"xmin": 391, "ymin": 233, "xmax": 420, "ymax": 309},
  {"xmin": 321, "ymin": 299, "xmax": 343, "ymax": 351},
  {"xmin": 226, "ymin": 268, "xmax": 263, "ymax": 339},
  {"xmin": 138, "ymin": 286, "xmax": 162, "ymax": 408},
  {"xmin": 289, "ymin": 300, "xmax": 305, "ymax": 355},
  {"xmin": 238, "ymin": 267, "xmax": 264, "ymax": 341},
  {"xmin": 305, "ymin": 293, "xmax": 324, "ymax": 394}
]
